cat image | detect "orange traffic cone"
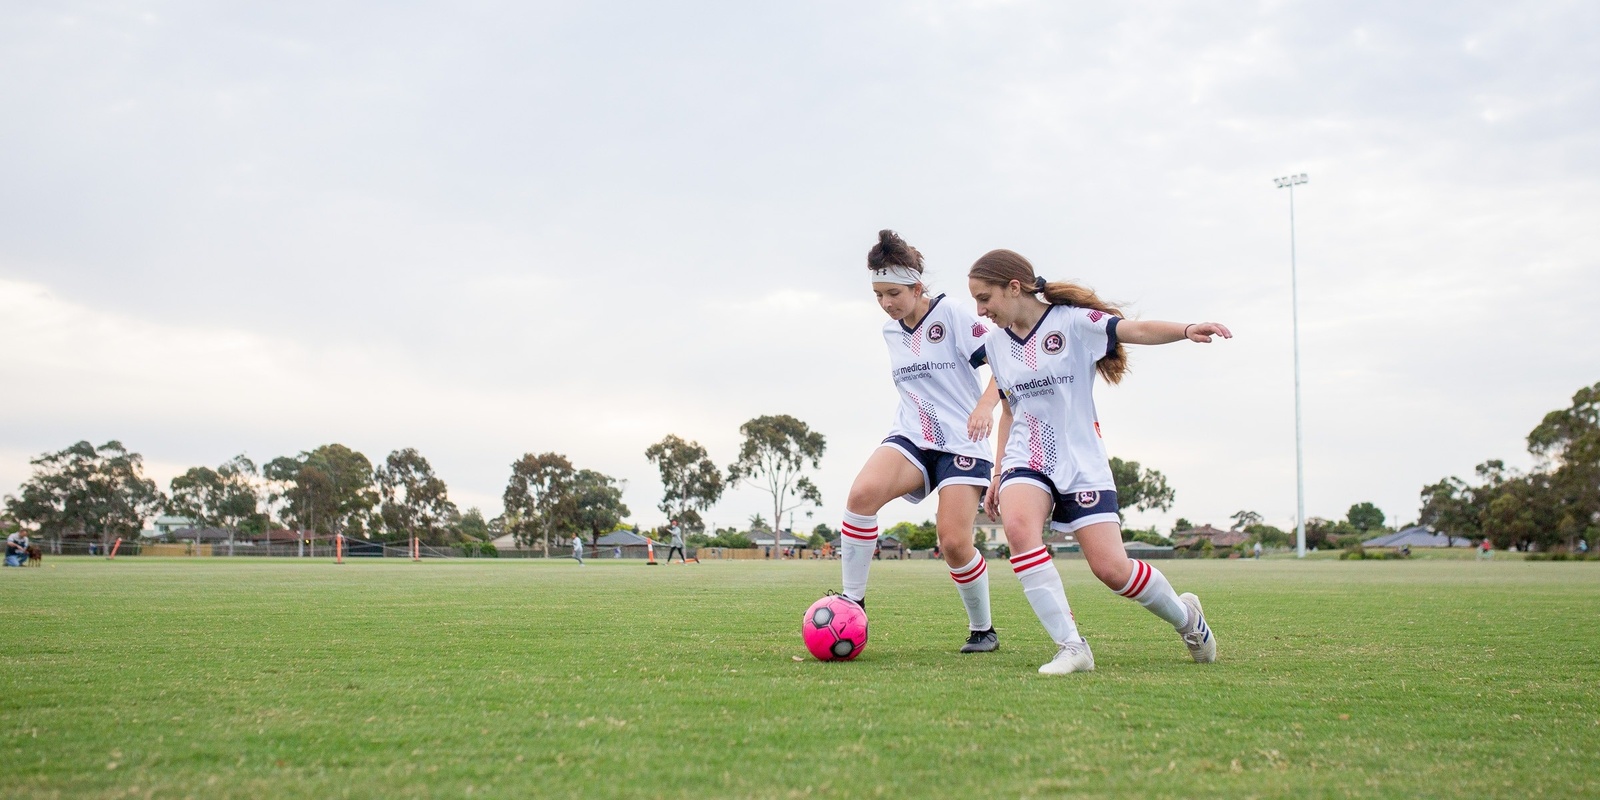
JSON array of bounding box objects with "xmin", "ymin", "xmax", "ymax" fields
[{"xmin": 646, "ymin": 539, "xmax": 658, "ymax": 565}]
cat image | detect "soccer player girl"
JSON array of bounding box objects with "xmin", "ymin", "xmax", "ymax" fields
[
  {"xmin": 838, "ymin": 230, "xmax": 1005, "ymax": 653},
  {"xmin": 967, "ymin": 249, "xmax": 1230, "ymax": 674}
]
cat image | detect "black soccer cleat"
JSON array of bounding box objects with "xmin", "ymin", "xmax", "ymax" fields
[{"xmin": 960, "ymin": 627, "xmax": 999, "ymax": 653}]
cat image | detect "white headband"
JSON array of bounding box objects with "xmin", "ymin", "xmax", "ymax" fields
[{"xmin": 870, "ymin": 265, "xmax": 923, "ymax": 286}]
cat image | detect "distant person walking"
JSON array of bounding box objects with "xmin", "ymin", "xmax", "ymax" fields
[
  {"xmin": 571, "ymin": 536, "xmax": 585, "ymax": 565},
  {"xmin": 1478, "ymin": 538, "xmax": 1492, "ymax": 560},
  {"xmin": 666, "ymin": 521, "xmax": 687, "ymax": 564},
  {"xmin": 1253, "ymin": 541, "xmax": 1263, "ymax": 560}
]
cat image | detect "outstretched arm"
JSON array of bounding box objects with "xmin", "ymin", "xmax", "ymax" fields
[
  {"xmin": 1116, "ymin": 320, "xmax": 1232, "ymax": 345},
  {"xmin": 966, "ymin": 377, "xmax": 1001, "ymax": 441}
]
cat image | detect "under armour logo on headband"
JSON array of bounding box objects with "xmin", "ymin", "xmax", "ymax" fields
[{"xmin": 871, "ymin": 265, "xmax": 923, "ymax": 286}]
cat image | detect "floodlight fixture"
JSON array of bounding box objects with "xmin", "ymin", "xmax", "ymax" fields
[{"xmin": 1274, "ymin": 172, "xmax": 1310, "ymax": 558}]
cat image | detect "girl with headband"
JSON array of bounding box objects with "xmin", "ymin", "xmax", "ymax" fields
[
  {"xmin": 967, "ymin": 248, "xmax": 1231, "ymax": 674},
  {"xmin": 836, "ymin": 230, "xmax": 1004, "ymax": 654}
]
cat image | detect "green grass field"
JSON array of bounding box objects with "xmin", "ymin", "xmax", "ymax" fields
[{"xmin": 3, "ymin": 557, "xmax": 1597, "ymax": 799}]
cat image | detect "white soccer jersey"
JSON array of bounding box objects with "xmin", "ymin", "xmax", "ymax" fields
[
  {"xmin": 985, "ymin": 304, "xmax": 1120, "ymax": 493},
  {"xmin": 883, "ymin": 294, "xmax": 994, "ymax": 461}
]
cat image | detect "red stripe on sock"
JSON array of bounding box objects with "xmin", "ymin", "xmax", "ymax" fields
[
  {"xmin": 1120, "ymin": 560, "xmax": 1151, "ymax": 598},
  {"xmin": 842, "ymin": 522, "xmax": 878, "ymax": 536},
  {"xmin": 950, "ymin": 559, "xmax": 984, "ymax": 578},
  {"xmin": 842, "ymin": 528, "xmax": 878, "ymax": 541},
  {"xmin": 1010, "ymin": 548, "xmax": 1052, "ymax": 573},
  {"xmin": 1009, "ymin": 545, "xmax": 1048, "ymax": 564},
  {"xmin": 951, "ymin": 560, "xmax": 987, "ymax": 584}
]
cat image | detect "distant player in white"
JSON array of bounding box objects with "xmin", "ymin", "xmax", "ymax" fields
[
  {"xmin": 968, "ymin": 249, "xmax": 1230, "ymax": 674},
  {"xmin": 838, "ymin": 230, "xmax": 1004, "ymax": 653}
]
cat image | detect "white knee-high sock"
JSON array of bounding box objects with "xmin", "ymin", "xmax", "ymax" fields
[
  {"xmin": 840, "ymin": 511, "xmax": 878, "ymax": 602},
  {"xmin": 1009, "ymin": 546, "xmax": 1079, "ymax": 644},
  {"xmin": 1116, "ymin": 559, "xmax": 1189, "ymax": 629},
  {"xmin": 949, "ymin": 552, "xmax": 992, "ymax": 631}
]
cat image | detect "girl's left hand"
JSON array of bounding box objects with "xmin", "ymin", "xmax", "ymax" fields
[
  {"xmin": 966, "ymin": 409, "xmax": 994, "ymax": 441},
  {"xmin": 1186, "ymin": 322, "xmax": 1233, "ymax": 343}
]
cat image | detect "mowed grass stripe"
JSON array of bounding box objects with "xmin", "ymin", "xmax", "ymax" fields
[{"xmin": 1, "ymin": 558, "xmax": 1596, "ymax": 798}]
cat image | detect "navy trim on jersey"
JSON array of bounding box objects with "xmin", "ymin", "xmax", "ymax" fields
[
  {"xmin": 968, "ymin": 344, "xmax": 987, "ymax": 368},
  {"xmin": 899, "ymin": 293, "xmax": 946, "ymax": 334},
  {"xmin": 1105, "ymin": 316, "xmax": 1120, "ymax": 357},
  {"xmin": 1005, "ymin": 304, "xmax": 1055, "ymax": 345}
]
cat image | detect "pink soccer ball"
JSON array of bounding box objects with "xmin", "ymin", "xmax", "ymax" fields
[{"xmin": 802, "ymin": 595, "xmax": 868, "ymax": 661}]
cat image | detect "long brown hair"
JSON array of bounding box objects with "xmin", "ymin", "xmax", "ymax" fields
[
  {"xmin": 867, "ymin": 229, "xmax": 924, "ymax": 274},
  {"xmin": 967, "ymin": 248, "xmax": 1129, "ymax": 384}
]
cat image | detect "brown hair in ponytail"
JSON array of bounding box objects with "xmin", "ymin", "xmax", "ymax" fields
[
  {"xmin": 967, "ymin": 249, "xmax": 1130, "ymax": 384},
  {"xmin": 867, "ymin": 229, "xmax": 925, "ymax": 274}
]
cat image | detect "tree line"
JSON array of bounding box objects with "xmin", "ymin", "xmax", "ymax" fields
[
  {"xmin": 1417, "ymin": 381, "xmax": 1599, "ymax": 551},
  {"xmin": 0, "ymin": 414, "xmax": 834, "ymax": 556},
  {"xmin": 18, "ymin": 383, "xmax": 1585, "ymax": 555}
]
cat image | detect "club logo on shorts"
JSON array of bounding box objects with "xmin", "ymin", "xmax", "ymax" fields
[
  {"xmin": 1075, "ymin": 491, "xmax": 1100, "ymax": 508},
  {"xmin": 1042, "ymin": 331, "xmax": 1065, "ymax": 354},
  {"xmin": 927, "ymin": 322, "xmax": 946, "ymax": 343},
  {"xmin": 954, "ymin": 455, "xmax": 975, "ymax": 470}
]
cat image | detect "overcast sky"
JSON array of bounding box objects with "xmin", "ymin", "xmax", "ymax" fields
[{"xmin": 3, "ymin": 1, "xmax": 1597, "ymax": 536}]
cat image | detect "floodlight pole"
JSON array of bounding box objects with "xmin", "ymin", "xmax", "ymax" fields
[{"xmin": 1275, "ymin": 173, "xmax": 1309, "ymax": 558}]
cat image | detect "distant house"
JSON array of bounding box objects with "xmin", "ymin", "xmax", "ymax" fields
[
  {"xmin": 748, "ymin": 531, "xmax": 810, "ymax": 549},
  {"xmin": 1173, "ymin": 524, "xmax": 1251, "ymax": 550},
  {"xmin": 595, "ymin": 529, "xmax": 660, "ymax": 548},
  {"xmin": 142, "ymin": 515, "xmax": 197, "ymax": 539},
  {"xmin": 1123, "ymin": 540, "xmax": 1176, "ymax": 558},
  {"xmin": 1042, "ymin": 529, "xmax": 1078, "ymax": 553},
  {"xmin": 1363, "ymin": 526, "xmax": 1474, "ymax": 548}
]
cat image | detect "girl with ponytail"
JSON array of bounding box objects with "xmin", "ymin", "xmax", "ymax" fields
[
  {"xmin": 834, "ymin": 230, "xmax": 1005, "ymax": 654},
  {"xmin": 967, "ymin": 248, "xmax": 1231, "ymax": 675}
]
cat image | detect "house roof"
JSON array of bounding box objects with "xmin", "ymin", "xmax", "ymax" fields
[
  {"xmin": 595, "ymin": 530, "xmax": 659, "ymax": 546},
  {"xmin": 749, "ymin": 532, "xmax": 809, "ymax": 546},
  {"xmin": 1123, "ymin": 541, "xmax": 1174, "ymax": 551},
  {"xmin": 1175, "ymin": 530, "xmax": 1251, "ymax": 548},
  {"xmin": 1362, "ymin": 526, "xmax": 1474, "ymax": 548},
  {"xmin": 1174, "ymin": 524, "xmax": 1233, "ymax": 538}
]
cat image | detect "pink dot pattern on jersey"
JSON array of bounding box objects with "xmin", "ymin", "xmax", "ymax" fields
[
  {"xmin": 1022, "ymin": 412, "xmax": 1057, "ymax": 474},
  {"xmin": 908, "ymin": 391, "xmax": 947, "ymax": 448},
  {"xmin": 901, "ymin": 327, "xmax": 923, "ymax": 356},
  {"xmin": 1009, "ymin": 336, "xmax": 1038, "ymax": 370}
]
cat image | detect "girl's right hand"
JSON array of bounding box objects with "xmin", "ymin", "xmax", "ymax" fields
[{"xmin": 984, "ymin": 474, "xmax": 1002, "ymax": 520}]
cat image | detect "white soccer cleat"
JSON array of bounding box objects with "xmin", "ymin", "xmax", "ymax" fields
[
  {"xmin": 1038, "ymin": 638, "xmax": 1095, "ymax": 675},
  {"xmin": 1179, "ymin": 593, "xmax": 1216, "ymax": 663}
]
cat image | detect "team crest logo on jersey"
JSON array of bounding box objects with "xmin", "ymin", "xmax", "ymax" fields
[
  {"xmin": 1042, "ymin": 331, "xmax": 1065, "ymax": 355},
  {"xmin": 953, "ymin": 455, "xmax": 975, "ymax": 470},
  {"xmin": 1094, "ymin": 421, "xmax": 1102, "ymax": 439},
  {"xmin": 1075, "ymin": 491, "xmax": 1100, "ymax": 508},
  {"xmin": 1087, "ymin": 310, "xmax": 1105, "ymax": 323},
  {"xmin": 972, "ymin": 323, "xmax": 987, "ymax": 337},
  {"xmin": 927, "ymin": 322, "xmax": 946, "ymax": 343}
]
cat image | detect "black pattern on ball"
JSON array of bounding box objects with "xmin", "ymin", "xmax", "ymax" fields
[
  {"xmin": 831, "ymin": 639, "xmax": 855, "ymax": 658},
  {"xmin": 812, "ymin": 607, "xmax": 834, "ymax": 627}
]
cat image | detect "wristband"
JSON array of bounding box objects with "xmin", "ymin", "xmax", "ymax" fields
[{"xmin": 1183, "ymin": 323, "xmax": 1195, "ymax": 339}]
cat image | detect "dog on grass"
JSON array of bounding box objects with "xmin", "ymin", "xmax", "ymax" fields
[{"xmin": 26, "ymin": 545, "xmax": 41, "ymax": 567}]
